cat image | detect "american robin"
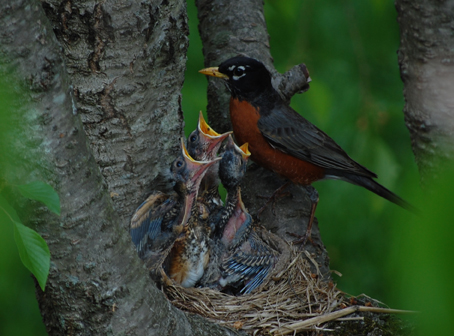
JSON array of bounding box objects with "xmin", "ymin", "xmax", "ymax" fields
[
  {"xmin": 166, "ymin": 140, "xmax": 222, "ymax": 287},
  {"xmin": 187, "ymin": 111, "xmax": 231, "ymax": 218},
  {"xmin": 130, "ymin": 139, "xmax": 219, "ymax": 264},
  {"xmin": 200, "ymin": 56, "xmax": 414, "ymax": 244},
  {"xmin": 203, "ymin": 135, "xmax": 278, "ymax": 294}
]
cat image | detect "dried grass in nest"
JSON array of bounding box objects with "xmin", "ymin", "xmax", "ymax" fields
[
  {"xmin": 158, "ymin": 232, "xmax": 413, "ymax": 335},
  {"xmin": 160, "ymin": 237, "xmax": 349, "ymax": 335}
]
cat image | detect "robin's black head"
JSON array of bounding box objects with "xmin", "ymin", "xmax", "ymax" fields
[
  {"xmin": 218, "ymin": 135, "xmax": 251, "ymax": 190},
  {"xmin": 200, "ymin": 56, "xmax": 273, "ymax": 100}
]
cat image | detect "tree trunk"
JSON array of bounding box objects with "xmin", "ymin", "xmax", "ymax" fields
[
  {"xmin": 0, "ymin": 0, "xmax": 239, "ymax": 334},
  {"xmin": 396, "ymin": 0, "xmax": 454, "ymax": 183},
  {"xmin": 40, "ymin": 0, "xmax": 189, "ymax": 223}
]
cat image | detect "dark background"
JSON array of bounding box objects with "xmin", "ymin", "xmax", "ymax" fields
[{"xmin": 4, "ymin": 1, "xmax": 448, "ymax": 334}]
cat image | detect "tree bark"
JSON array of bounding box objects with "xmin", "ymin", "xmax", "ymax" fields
[
  {"xmin": 40, "ymin": 0, "xmax": 188, "ymax": 224},
  {"xmin": 0, "ymin": 0, "xmax": 239, "ymax": 334},
  {"xmin": 396, "ymin": 0, "xmax": 454, "ymax": 183}
]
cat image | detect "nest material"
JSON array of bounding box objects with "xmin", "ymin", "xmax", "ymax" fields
[
  {"xmin": 160, "ymin": 228, "xmax": 349, "ymax": 335},
  {"xmin": 155, "ymin": 227, "xmax": 413, "ymax": 335}
]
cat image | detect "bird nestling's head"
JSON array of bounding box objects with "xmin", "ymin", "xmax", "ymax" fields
[
  {"xmin": 186, "ymin": 111, "xmax": 231, "ymax": 161},
  {"xmin": 218, "ymin": 135, "xmax": 251, "ymax": 190},
  {"xmin": 171, "ymin": 138, "xmax": 221, "ymax": 196}
]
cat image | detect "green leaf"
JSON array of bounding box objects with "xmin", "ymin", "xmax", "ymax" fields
[
  {"xmin": 0, "ymin": 194, "xmax": 21, "ymax": 223},
  {"xmin": 17, "ymin": 181, "xmax": 60, "ymax": 215},
  {"xmin": 13, "ymin": 221, "xmax": 50, "ymax": 291}
]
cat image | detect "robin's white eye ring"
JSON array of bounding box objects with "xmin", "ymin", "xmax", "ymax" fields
[{"xmin": 233, "ymin": 66, "xmax": 245, "ymax": 77}]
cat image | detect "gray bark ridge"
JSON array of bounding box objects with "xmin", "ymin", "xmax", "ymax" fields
[
  {"xmin": 396, "ymin": 0, "xmax": 454, "ymax": 183},
  {"xmin": 0, "ymin": 0, "xmax": 241, "ymax": 335}
]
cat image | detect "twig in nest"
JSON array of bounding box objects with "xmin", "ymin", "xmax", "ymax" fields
[{"xmin": 272, "ymin": 305, "xmax": 417, "ymax": 335}]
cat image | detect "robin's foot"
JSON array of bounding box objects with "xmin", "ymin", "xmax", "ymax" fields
[
  {"xmin": 256, "ymin": 181, "xmax": 292, "ymax": 218},
  {"xmin": 286, "ymin": 185, "xmax": 320, "ymax": 248},
  {"xmin": 286, "ymin": 231, "xmax": 313, "ymax": 246}
]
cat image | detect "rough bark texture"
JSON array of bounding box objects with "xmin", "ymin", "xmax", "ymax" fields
[
  {"xmin": 396, "ymin": 0, "xmax": 454, "ymax": 183},
  {"xmin": 195, "ymin": 0, "xmax": 328, "ymax": 277},
  {"xmin": 0, "ymin": 0, "xmax": 240, "ymax": 335},
  {"xmin": 41, "ymin": 0, "xmax": 188, "ymax": 225}
]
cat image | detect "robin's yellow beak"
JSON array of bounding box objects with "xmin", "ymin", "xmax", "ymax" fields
[{"xmin": 199, "ymin": 67, "xmax": 229, "ymax": 79}]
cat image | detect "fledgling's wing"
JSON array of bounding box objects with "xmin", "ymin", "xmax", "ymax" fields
[
  {"xmin": 222, "ymin": 231, "xmax": 277, "ymax": 294},
  {"xmin": 130, "ymin": 191, "xmax": 178, "ymax": 258}
]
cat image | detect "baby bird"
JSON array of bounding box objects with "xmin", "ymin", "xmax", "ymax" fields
[
  {"xmin": 166, "ymin": 141, "xmax": 221, "ymax": 287},
  {"xmin": 209, "ymin": 136, "xmax": 279, "ymax": 294},
  {"xmin": 187, "ymin": 111, "xmax": 231, "ymax": 216},
  {"xmin": 130, "ymin": 139, "xmax": 218, "ymax": 265}
]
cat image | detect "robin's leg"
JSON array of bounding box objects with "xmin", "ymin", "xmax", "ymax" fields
[
  {"xmin": 256, "ymin": 181, "xmax": 292, "ymax": 218},
  {"xmin": 288, "ymin": 185, "xmax": 319, "ymax": 246}
]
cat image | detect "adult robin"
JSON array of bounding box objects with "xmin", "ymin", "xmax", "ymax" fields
[
  {"xmin": 202, "ymin": 135, "xmax": 278, "ymax": 294},
  {"xmin": 187, "ymin": 112, "xmax": 231, "ymax": 219},
  {"xmin": 199, "ymin": 56, "xmax": 414, "ymax": 244},
  {"xmin": 130, "ymin": 139, "xmax": 219, "ymax": 266}
]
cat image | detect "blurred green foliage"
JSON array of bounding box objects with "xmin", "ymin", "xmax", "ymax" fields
[
  {"xmin": 388, "ymin": 165, "xmax": 454, "ymax": 335},
  {"xmin": 0, "ymin": 73, "xmax": 48, "ymax": 335},
  {"xmin": 3, "ymin": 0, "xmax": 452, "ymax": 334}
]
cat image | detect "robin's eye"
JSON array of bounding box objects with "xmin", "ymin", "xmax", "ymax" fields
[
  {"xmin": 190, "ymin": 134, "xmax": 197, "ymax": 142},
  {"xmin": 233, "ymin": 66, "xmax": 245, "ymax": 77},
  {"xmin": 175, "ymin": 160, "xmax": 183, "ymax": 168}
]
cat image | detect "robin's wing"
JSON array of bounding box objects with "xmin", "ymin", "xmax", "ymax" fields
[
  {"xmin": 222, "ymin": 231, "xmax": 277, "ymax": 294},
  {"xmin": 257, "ymin": 105, "xmax": 377, "ymax": 178},
  {"xmin": 130, "ymin": 191, "xmax": 178, "ymax": 258}
]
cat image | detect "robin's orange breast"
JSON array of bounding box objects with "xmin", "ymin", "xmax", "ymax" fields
[{"xmin": 230, "ymin": 98, "xmax": 325, "ymax": 185}]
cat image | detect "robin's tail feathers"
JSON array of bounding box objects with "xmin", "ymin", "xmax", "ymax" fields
[{"xmin": 327, "ymin": 172, "xmax": 418, "ymax": 213}]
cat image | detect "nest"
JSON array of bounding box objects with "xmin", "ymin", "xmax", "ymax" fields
[
  {"xmin": 154, "ymin": 228, "xmax": 412, "ymax": 335},
  {"xmin": 158, "ymin": 228, "xmax": 349, "ymax": 335}
]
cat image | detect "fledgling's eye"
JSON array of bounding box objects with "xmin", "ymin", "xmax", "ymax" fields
[
  {"xmin": 190, "ymin": 134, "xmax": 197, "ymax": 142},
  {"xmin": 175, "ymin": 159, "xmax": 183, "ymax": 168},
  {"xmin": 233, "ymin": 66, "xmax": 245, "ymax": 77}
]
